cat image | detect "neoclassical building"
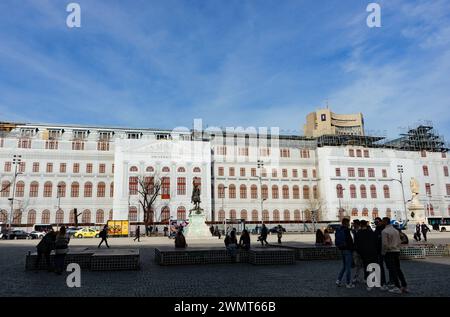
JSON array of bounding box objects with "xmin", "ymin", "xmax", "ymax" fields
[{"xmin": 0, "ymin": 119, "xmax": 449, "ymax": 230}]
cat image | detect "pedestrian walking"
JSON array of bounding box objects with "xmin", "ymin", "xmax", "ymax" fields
[
  {"xmin": 54, "ymin": 226, "xmax": 69, "ymax": 275},
  {"xmin": 414, "ymin": 223, "xmax": 422, "ymax": 242},
  {"xmin": 258, "ymin": 224, "xmax": 269, "ymax": 246},
  {"xmin": 34, "ymin": 229, "xmax": 56, "ymax": 272},
  {"xmin": 277, "ymin": 225, "xmax": 283, "ymax": 244},
  {"xmin": 355, "ymin": 220, "xmax": 378, "ymax": 291},
  {"xmin": 421, "ymin": 222, "xmax": 430, "ymax": 242},
  {"xmin": 382, "ymin": 217, "xmax": 408, "ymax": 294},
  {"xmin": 335, "ymin": 218, "xmax": 355, "ymax": 288},
  {"xmin": 214, "ymin": 225, "xmax": 221, "ymax": 239},
  {"xmin": 98, "ymin": 225, "xmax": 110, "ymax": 248},
  {"xmin": 134, "ymin": 225, "xmax": 141, "ymax": 242},
  {"xmin": 210, "ymin": 225, "xmax": 215, "ymax": 236}
]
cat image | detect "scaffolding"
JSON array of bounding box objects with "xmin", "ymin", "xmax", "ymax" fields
[{"xmin": 384, "ymin": 125, "xmax": 447, "ymax": 153}]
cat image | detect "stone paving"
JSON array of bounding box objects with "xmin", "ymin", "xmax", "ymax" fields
[{"xmin": 1, "ymin": 233, "xmax": 449, "ymax": 297}]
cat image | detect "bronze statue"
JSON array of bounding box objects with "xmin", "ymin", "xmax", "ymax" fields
[{"xmin": 190, "ymin": 180, "xmax": 203, "ymax": 215}]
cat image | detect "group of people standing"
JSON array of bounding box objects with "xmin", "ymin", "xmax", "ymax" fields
[
  {"xmin": 335, "ymin": 217, "xmax": 408, "ymax": 294},
  {"xmin": 34, "ymin": 226, "xmax": 70, "ymax": 275},
  {"xmin": 414, "ymin": 222, "xmax": 431, "ymax": 242}
]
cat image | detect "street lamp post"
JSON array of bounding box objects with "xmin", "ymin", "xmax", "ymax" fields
[
  {"xmin": 56, "ymin": 185, "xmax": 62, "ymax": 231},
  {"xmin": 338, "ymin": 188, "xmax": 345, "ymax": 221},
  {"xmin": 8, "ymin": 155, "xmax": 22, "ymax": 233},
  {"xmin": 427, "ymin": 184, "xmax": 435, "ymax": 217},
  {"xmin": 257, "ymin": 160, "xmax": 264, "ymax": 225},
  {"xmin": 222, "ymin": 186, "xmax": 227, "ymax": 235},
  {"xmin": 392, "ymin": 165, "xmax": 408, "ymax": 222}
]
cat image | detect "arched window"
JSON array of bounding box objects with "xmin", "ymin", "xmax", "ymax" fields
[
  {"xmin": 110, "ymin": 182, "xmax": 114, "ymax": 198},
  {"xmin": 229, "ymin": 184, "xmax": 236, "ymax": 199},
  {"xmin": 82, "ymin": 210, "xmax": 91, "ymax": 223},
  {"xmin": 84, "ymin": 182, "xmax": 93, "ymax": 197},
  {"xmin": 129, "ymin": 166, "xmax": 138, "ymax": 172},
  {"xmin": 303, "ymin": 186, "xmax": 310, "ymax": 199},
  {"xmin": 261, "ymin": 185, "xmax": 268, "ymax": 200},
  {"xmin": 218, "ymin": 210, "xmax": 225, "ymax": 222},
  {"xmin": 251, "ymin": 185, "xmax": 258, "ymax": 199},
  {"xmin": 386, "ymin": 208, "xmax": 392, "ymax": 218},
  {"xmin": 372, "ymin": 208, "xmax": 379, "ymax": 219},
  {"xmin": 43, "ymin": 181, "xmax": 52, "ymax": 198},
  {"xmin": 282, "ymin": 185, "xmax": 289, "ymax": 199},
  {"xmin": 272, "ymin": 185, "xmax": 279, "ymax": 199},
  {"xmin": 55, "ymin": 209, "xmax": 64, "ymax": 224},
  {"xmin": 336, "ymin": 184, "xmax": 344, "ymax": 198},
  {"xmin": 30, "ymin": 181, "xmax": 39, "ymax": 197},
  {"xmin": 161, "ymin": 207, "xmax": 170, "ymax": 222},
  {"xmin": 97, "ymin": 182, "xmax": 106, "ymax": 197},
  {"xmin": 423, "ymin": 165, "xmax": 429, "ymax": 176},
  {"xmin": 69, "ymin": 210, "xmax": 75, "ymax": 223},
  {"xmin": 96, "ymin": 210, "xmax": 104, "ymax": 224},
  {"xmin": 313, "ymin": 185, "xmax": 318, "ymax": 199},
  {"xmin": 230, "ymin": 209, "xmax": 236, "ymax": 221},
  {"xmin": 352, "ymin": 208, "xmax": 358, "ymax": 217},
  {"xmin": 146, "ymin": 166, "xmax": 154, "ymax": 173},
  {"xmin": 16, "ymin": 181, "xmax": 25, "ymax": 197},
  {"xmin": 251, "ymin": 210, "xmax": 259, "ymax": 221},
  {"xmin": 362, "ymin": 208, "xmax": 369, "ymax": 217},
  {"xmin": 383, "ymin": 185, "xmax": 390, "ymax": 199},
  {"xmin": 162, "ymin": 166, "xmax": 170, "ymax": 173},
  {"xmin": 71, "ymin": 182, "xmax": 79, "ymax": 198},
  {"xmin": 57, "ymin": 182, "xmax": 66, "ymax": 198},
  {"xmin": 360, "ymin": 185, "xmax": 367, "ymax": 198},
  {"xmin": 177, "ymin": 207, "xmax": 186, "ymax": 220},
  {"xmin": 370, "ymin": 185, "xmax": 377, "ymax": 198},
  {"xmin": 350, "ymin": 185, "xmax": 357, "ymax": 199},
  {"xmin": 177, "ymin": 167, "xmax": 185, "ymax": 173},
  {"xmin": 240, "ymin": 185, "xmax": 247, "ymax": 199},
  {"xmin": 128, "ymin": 207, "xmax": 137, "ymax": 222},
  {"xmin": 1, "ymin": 181, "xmax": 11, "ymax": 197},
  {"xmin": 284, "ymin": 210, "xmax": 290, "ymax": 221},
  {"xmin": 293, "ymin": 186, "xmax": 300, "ymax": 199},
  {"xmin": 262, "ymin": 210, "xmax": 269, "ymax": 222},
  {"xmin": 240, "ymin": 210, "xmax": 248, "ymax": 220},
  {"xmin": 12, "ymin": 210, "xmax": 22, "ymax": 224},
  {"xmin": 41, "ymin": 210, "xmax": 50, "ymax": 224},
  {"xmin": 27, "ymin": 209, "xmax": 36, "ymax": 224},
  {"xmin": 193, "ymin": 167, "xmax": 201, "ymax": 173},
  {"xmin": 273, "ymin": 210, "xmax": 280, "ymax": 222},
  {"xmin": 0, "ymin": 210, "xmax": 7, "ymax": 223},
  {"xmin": 218, "ymin": 184, "xmax": 225, "ymax": 198},
  {"xmin": 293, "ymin": 210, "xmax": 301, "ymax": 221}
]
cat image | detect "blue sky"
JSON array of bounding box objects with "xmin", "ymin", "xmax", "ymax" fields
[{"xmin": 0, "ymin": 0, "xmax": 449, "ymax": 139}]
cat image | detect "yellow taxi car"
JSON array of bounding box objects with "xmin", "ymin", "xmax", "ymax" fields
[{"xmin": 74, "ymin": 227, "xmax": 100, "ymax": 238}]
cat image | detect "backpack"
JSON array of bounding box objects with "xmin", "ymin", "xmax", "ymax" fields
[{"xmin": 335, "ymin": 226, "xmax": 347, "ymax": 249}]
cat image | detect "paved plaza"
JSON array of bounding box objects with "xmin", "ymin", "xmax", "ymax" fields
[{"xmin": 1, "ymin": 232, "xmax": 450, "ymax": 297}]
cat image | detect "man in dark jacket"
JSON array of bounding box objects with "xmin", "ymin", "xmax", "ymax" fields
[
  {"xmin": 336, "ymin": 218, "xmax": 355, "ymax": 288},
  {"xmin": 34, "ymin": 230, "xmax": 56, "ymax": 271},
  {"xmin": 374, "ymin": 217, "xmax": 389, "ymax": 290},
  {"xmin": 258, "ymin": 224, "xmax": 269, "ymax": 246},
  {"xmin": 421, "ymin": 222, "xmax": 430, "ymax": 242},
  {"xmin": 414, "ymin": 223, "xmax": 421, "ymax": 242},
  {"xmin": 355, "ymin": 220, "xmax": 378, "ymax": 288}
]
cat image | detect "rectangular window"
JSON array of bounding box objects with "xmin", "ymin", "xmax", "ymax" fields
[
  {"xmin": 280, "ymin": 149, "xmax": 290, "ymax": 158},
  {"xmin": 86, "ymin": 163, "xmax": 93, "ymax": 174},
  {"xmin": 240, "ymin": 168, "xmax": 246, "ymax": 177},
  {"xmin": 363, "ymin": 150, "xmax": 369, "ymax": 158},
  {"xmin": 72, "ymin": 141, "xmax": 85, "ymax": 151},
  {"xmin": 302, "ymin": 169, "xmax": 308, "ymax": 178},
  {"xmin": 442, "ymin": 152, "xmax": 447, "ymax": 158},
  {"xmin": 5, "ymin": 162, "xmax": 12, "ymax": 172},
  {"xmin": 46, "ymin": 163, "xmax": 53, "ymax": 173},
  {"xmin": 18, "ymin": 162, "xmax": 26, "ymax": 173},
  {"xmin": 99, "ymin": 164, "xmax": 106, "ymax": 174},
  {"xmin": 444, "ymin": 166, "xmax": 449, "ymax": 177},
  {"xmin": 349, "ymin": 149, "xmax": 355, "ymax": 157},
  {"xmin": 293, "ymin": 169, "xmax": 298, "ymax": 178},
  {"xmin": 335, "ymin": 168, "xmax": 341, "ymax": 177},
  {"xmin": 177, "ymin": 177, "xmax": 186, "ymax": 195},
  {"xmin": 421, "ymin": 150, "xmax": 426, "ymax": 157},
  {"xmin": 348, "ymin": 168, "xmax": 355, "ymax": 178},
  {"xmin": 217, "ymin": 146, "xmax": 227, "ymax": 156},
  {"xmin": 218, "ymin": 167, "xmax": 224, "ymax": 176},
  {"xmin": 129, "ymin": 177, "xmax": 138, "ymax": 195},
  {"xmin": 18, "ymin": 139, "xmax": 31, "ymax": 149},
  {"xmin": 447, "ymin": 184, "xmax": 450, "ymax": 196},
  {"xmin": 382, "ymin": 169, "xmax": 387, "ymax": 178},
  {"xmin": 73, "ymin": 163, "xmax": 80, "ymax": 173},
  {"xmin": 368, "ymin": 168, "xmax": 375, "ymax": 178},
  {"xmin": 32, "ymin": 162, "xmax": 39, "ymax": 173},
  {"xmin": 356, "ymin": 149, "xmax": 362, "ymax": 157},
  {"xmin": 45, "ymin": 140, "xmax": 59, "ymax": 150},
  {"xmin": 161, "ymin": 177, "xmax": 170, "ymax": 199},
  {"xmin": 300, "ymin": 149, "xmax": 310, "ymax": 158},
  {"xmin": 358, "ymin": 168, "xmax": 365, "ymax": 178},
  {"xmin": 260, "ymin": 148, "xmax": 271, "ymax": 157},
  {"xmin": 282, "ymin": 169, "xmax": 288, "ymax": 178},
  {"xmin": 272, "ymin": 169, "xmax": 278, "ymax": 178},
  {"xmin": 97, "ymin": 141, "xmax": 110, "ymax": 151},
  {"xmin": 229, "ymin": 167, "xmax": 235, "ymax": 177},
  {"xmin": 312, "ymin": 169, "xmax": 317, "ymax": 178},
  {"xmin": 251, "ymin": 168, "xmax": 257, "ymax": 177},
  {"xmin": 238, "ymin": 147, "xmax": 249, "ymax": 156},
  {"xmin": 59, "ymin": 163, "xmax": 66, "ymax": 173}
]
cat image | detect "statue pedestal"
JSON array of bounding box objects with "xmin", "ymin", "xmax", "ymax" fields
[
  {"xmin": 184, "ymin": 213, "xmax": 212, "ymax": 239},
  {"xmin": 408, "ymin": 200, "xmax": 426, "ymax": 224}
]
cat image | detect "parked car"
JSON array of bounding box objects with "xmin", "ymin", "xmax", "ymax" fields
[
  {"xmin": 3, "ymin": 230, "xmax": 30, "ymax": 240},
  {"xmin": 29, "ymin": 231, "xmax": 46, "ymax": 239},
  {"xmin": 326, "ymin": 223, "xmax": 341, "ymax": 234},
  {"xmin": 67, "ymin": 227, "xmax": 82, "ymax": 237},
  {"xmin": 74, "ymin": 228, "xmax": 100, "ymax": 238}
]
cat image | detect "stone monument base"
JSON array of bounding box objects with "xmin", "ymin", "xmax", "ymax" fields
[
  {"xmin": 408, "ymin": 203, "xmax": 426, "ymax": 224},
  {"xmin": 184, "ymin": 213, "xmax": 212, "ymax": 239}
]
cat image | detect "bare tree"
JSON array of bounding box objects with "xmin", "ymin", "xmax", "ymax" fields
[
  {"xmin": 137, "ymin": 173, "xmax": 162, "ymax": 225},
  {"xmin": 305, "ymin": 193, "xmax": 327, "ymax": 225},
  {"xmin": 0, "ymin": 181, "xmax": 11, "ymax": 194}
]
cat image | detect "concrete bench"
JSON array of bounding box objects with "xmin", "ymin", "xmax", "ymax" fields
[
  {"xmin": 268, "ymin": 244, "xmax": 341, "ymax": 260},
  {"xmin": 26, "ymin": 247, "xmax": 140, "ymax": 271},
  {"xmin": 154, "ymin": 247, "xmax": 296, "ymax": 266}
]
